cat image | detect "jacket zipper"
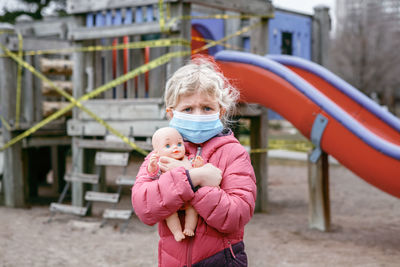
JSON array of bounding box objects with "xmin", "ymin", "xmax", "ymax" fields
[
  {"xmin": 228, "ymin": 241, "xmax": 236, "ymax": 259},
  {"xmin": 187, "ymin": 237, "xmax": 194, "ymax": 267},
  {"xmin": 186, "ymin": 146, "xmax": 200, "ymax": 267}
]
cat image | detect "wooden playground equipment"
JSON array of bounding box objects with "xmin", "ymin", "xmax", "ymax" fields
[{"xmin": 0, "ymin": 0, "xmax": 332, "ymax": 231}]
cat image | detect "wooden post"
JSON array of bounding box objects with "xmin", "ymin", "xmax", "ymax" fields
[
  {"xmin": 308, "ymin": 151, "xmax": 330, "ymax": 231},
  {"xmin": 250, "ymin": 16, "xmax": 269, "ymax": 56},
  {"xmin": 250, "ymin": 106, "xmax": 269, "ymax": 213},
  {"xmin": 249, "ymin": 16, "xmax": 270, "ymax": 213},
  {"xmin": 312, "ymin": 5, "xmax": 331, "ymax": 67},
  {"xmin": 71, "ymin": 40, "xmax": 87, "ymax": 207},
  {"xmin": 224, "ymin": 11, "xmax": 241, "ymax": 49},
  {"xmin": 167, "ymin": 1, "xmax": 191, "ymax": 77},
  {"xmin": 0, "ymin": 29, "xmax": 27, "ymax": 207}
]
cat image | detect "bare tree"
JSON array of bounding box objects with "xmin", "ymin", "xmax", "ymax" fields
[{"xmin": 330, "ymin": 0, "xmax": 400, "ymax": 112}]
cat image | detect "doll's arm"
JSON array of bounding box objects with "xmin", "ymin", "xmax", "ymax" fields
[
  {"xmin": 191, "ymin": 155, "xmax": 204, "ymax": 168},
  {"xmin": 147, "ymin": 153, "xmax": 159, "ymax": 176}
]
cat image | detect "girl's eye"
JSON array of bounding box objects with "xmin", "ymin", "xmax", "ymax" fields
[
  {"xmin": 165, "ymin": 144, "xmax": 170, "ymax": 148},
  {"xmin": 203, "ymin": 106, "xmax": 211, "ymax": 111},
  {"xmin": 177, "ymin": 142, "xmax": 182, "ymax": 147},
  {"xmin": 184, "ymin": 107, "xmax": 191, "ymax": 112}
]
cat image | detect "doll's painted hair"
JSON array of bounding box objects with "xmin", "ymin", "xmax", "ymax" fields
[{"xmin": 164, "ymin": 56, "xmax": 239, "ymax": 126}]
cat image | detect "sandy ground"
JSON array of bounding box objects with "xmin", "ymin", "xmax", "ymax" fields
[{"xmin": 0, "ymin": 158, "xmax": 399, "ymax": 267}]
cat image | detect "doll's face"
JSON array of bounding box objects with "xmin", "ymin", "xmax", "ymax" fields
[{"xmin": 152, "ymin": 127, "xmax": 185, "ymax": 160}]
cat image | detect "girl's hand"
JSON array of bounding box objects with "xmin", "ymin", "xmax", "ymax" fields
[
  {"xmin": 189, "ymin": 163, "xmax": 222, "ymax": 188},
  {"xmin": 159, "ymin": 156, "xmax": 192, "ymax": 172}
]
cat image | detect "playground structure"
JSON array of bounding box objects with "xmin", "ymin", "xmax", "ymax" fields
[{"xmin": 0, "ymin": 0, "xmax": 342, "ymax": 231}]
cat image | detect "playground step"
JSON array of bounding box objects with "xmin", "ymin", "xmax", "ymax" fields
[
  {"xmin": 50, "ymin": 203, "xmax": 88, "ymax": 216},
  {"xmin": 95, "ymin": 152, "xmax": 129, "ymax": 167},
  {"xmin": 116, "ymin": 175, "xmax": 136, "ymax": 186},
  {"xmin": 85, "ymin": 191, "xmax": 120, "ymax": 203},
  {"xmin": 103, "ymin": 209, "xmax": 133, "ymax": 220},
  {"xmin": 64, "ymin": 172, "xmax": 100, "ymax": 184}
]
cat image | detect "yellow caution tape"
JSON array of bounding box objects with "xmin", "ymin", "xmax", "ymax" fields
[
  {"xmin": 159, "ymin": 0, "xmax": 166, "ymax": 33},
  {"xmin": 0, "ymin": 4, "xmax": 274, "ymax": 153},
  {"xmin": 165, "ymin": 13, "xmax": 274, "ymax": 32},
  {"xmin": 191, "ymin": 36, "xmax": 245, "ymax": 51},
  {"xmin": 0, "ymin": 41, "xmax": 190, "ymax": 154},
  {"xmin": 0, "ymin": 38, "xmax": 190, "ymax": 57},
  {"xmin": 192, "ymin": 20, "xmax": 262, "ymax": 54},
  {"xmin": 250, "ymin": 140, "xmax": 314, "ymax": 154},
  {"xmin": 0, "ymin": 115, "xmax": 12, "ymax": 131}
]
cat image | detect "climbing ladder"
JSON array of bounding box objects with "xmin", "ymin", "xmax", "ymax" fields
[
  {"xmin": 92, "ymin": 150, "xmax": 136, "ymax": 231},
  {"xmin": 49, "ymin": 136, "xmax": 136, "ymax": 231}
]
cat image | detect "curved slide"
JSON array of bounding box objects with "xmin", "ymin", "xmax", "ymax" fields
[{"xmin": 214, "ymin": 50, "xmax": 400, "ymax": 198}]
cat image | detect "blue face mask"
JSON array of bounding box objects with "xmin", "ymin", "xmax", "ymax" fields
[{"xmin": 169, "ymin": 111, "xmax": 224, "ymax": 144}]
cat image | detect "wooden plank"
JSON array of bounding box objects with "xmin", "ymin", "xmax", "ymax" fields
[
  {"xmin": 23, "ymin": 55, "xmax": 35, "ymax": 124},
  {"xmin": 42, "ymin": 101, "xmax": 72, "ymax": 118},
  {"xmin": 103, "ymin": 209, "xmax": 132, "ymax": 220},
  {"xmin": 308, "ymin": 151, "xmax": 330, "ymax": 231},
  {"xmin": 67, "ymin": 0, "xmax": 177, "ymax": 14},
  {"xmin": 185, "ymin": 0, "xmax": 274, "ymax": 15},
  {"xmin": 34, "ymin": 55, "xmax": 43, "ymax": 122},
  {"xmin": 7, "ymin": 36, "xmax": 72, "ymax": 52},
  {"xmin": 77, "ymin": 98, "xmax": 164, "ymax": 120},
  {"xmin": 148, "ymin": 46, "xmax": 166, "ymax": 98},
  {"xmin": 71, "ymin": 40, "xmax": 87, "ymax": 207},
  {"xmin": 250, "ymin": 17, "xmax": 269, "ymax": 56},
  {"xmin": 250, "ymin": 106, "xmax": 269, "ymax": 213},
  {"xmin": 75, "ymin": 138, "xmax": 152, "ymax": 151},
  {"xmin": 42, "ymin": 80, "xmax": 73, "ymax": 96},
  {"xmin": 67, "ymin": 119, "xmax": 169, "ymax": 137},
  {"xmin": 132, "ymin": 37, "xmax": 146, "ymax": 98},
  {"xmin": 85, "ymin": 191, "xmax": 120, "ymax": 203},
  {"xmin": 15, "ymin": 16, "xmax": 76, "ymax": 38},
  {"xmin": 113, "ymin": 10, "xmax": 125, "ymax": 99},
  {"xmin": 93, "ymin": 39, "xmax": 103, "ymax": 91},
  {"xmin": 103, "ymin": 37, "xmax": 114, "ymax": 99},
  {"xmin": 68, "ymin": 22, "xmax": 176, "ymax": 41},
  {"xmin": 116, "ymin": 175, "xmax": 136, "ymax": 186},
  {"xmin": 64, "ymin": 172, "xmax": 100, "ymax": 184},
  {"xmin": 224, "ymin": 11, "xmax": 241, "ymax": 50},
  {"xmin": 95, "ymin": 152, "xmax": 129, "ymax": 166},
  {"xmin": 22, "ymin": 136, "xmax": 71, "ymax": 148},
  {"xmin": 312, "ymin": 6, "xmax": 331, "ymax": 67},
  {"xmin": 126, "ymin": 35, "xmax": 135, "ymax": 98},
  {"xmin": 40, "ymin": 58, "xmax": 73, "ymax": 76},
  {"xmin": 50, "ymin": 203, "xmax": 88, "ymax": 216},
  {"xmin": 168, "ymin": 2, "xmax": 191, "ymax": 76},
  {"xmin": 84, "ymin": 40, "xmax": 95, "ymax": 94}
]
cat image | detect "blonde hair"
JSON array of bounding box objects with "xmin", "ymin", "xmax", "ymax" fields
[{"xmin": 164, "ymin": 57, "xmax": 239, "ymax": 126}]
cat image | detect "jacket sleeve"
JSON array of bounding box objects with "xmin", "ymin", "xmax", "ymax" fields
[
  {"xmin": 190, "ymin": 144, "xmax": 257, "ymax": 233},
  {"xmin": 131, "ymin": 153, "xmax": 195, "ymax": 226}
]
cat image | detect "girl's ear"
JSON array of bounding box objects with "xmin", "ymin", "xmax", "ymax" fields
[
  {"xmin": 166, "ymin": 108, "xmax": 173, "ymax": 119},
  {"xmin": 219, "ymin": 108, "xmax": 226, "ymax": 119}
]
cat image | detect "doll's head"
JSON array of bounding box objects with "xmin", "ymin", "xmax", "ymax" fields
[{"xmin": 152, "ymin": 127, "xmax": 185, "ymax": 160}]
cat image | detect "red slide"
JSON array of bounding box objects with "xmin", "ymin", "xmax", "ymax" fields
[{"xmin": 214, "ymin": 51, "xmax": 400, "ymax": 198}]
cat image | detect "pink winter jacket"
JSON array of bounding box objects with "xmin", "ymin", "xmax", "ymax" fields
[{"xmin": 131, "ymin": 131, "xmax": 256, "ymax": 266}]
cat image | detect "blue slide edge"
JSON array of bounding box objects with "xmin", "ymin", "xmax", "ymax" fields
[
  {"xmin": 215, "ymin": 50, "xmax": 400, "ymax": 160},
  {"xmin": 268, "ymin": 54, "xmax": 400, "ymax": 133}
]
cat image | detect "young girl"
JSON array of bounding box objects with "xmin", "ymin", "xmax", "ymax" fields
[{"xmin": 131, "ymin": 57, "xmax": 256, "ymax": 266}]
